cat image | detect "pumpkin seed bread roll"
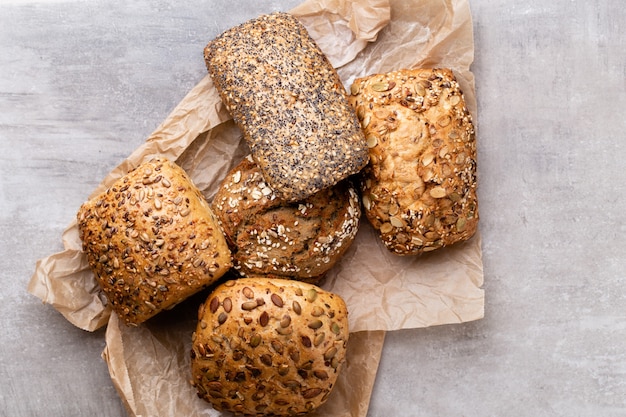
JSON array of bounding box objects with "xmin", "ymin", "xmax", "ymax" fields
[
  {"xmin": 204, "ymin": 12, "xmax": 369, "ymax": 202},
  {"xmin": 348, "ymin": 68, "xmax": 479, "ymax": 255},
  {"xmin": 77, "ymin": 157, "xmax": 232, "ymax": 326},
  {"xmin": 211, "ymin": 155, "xmax": 361, "ymax": 285},
  {"xmin": 191, "ymin": 277, "xmax": 349, "ymax": 416}
]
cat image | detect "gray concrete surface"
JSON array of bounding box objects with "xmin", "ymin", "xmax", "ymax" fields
[{"xmin": 2, "ymin": 0, "xmax": 625, "ymax": 416}]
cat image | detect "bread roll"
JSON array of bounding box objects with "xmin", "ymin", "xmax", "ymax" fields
[
  {"xmin": 211, "ymin": 155, "xmax": 361, "ymax": 284},
  {"xmin": 348, "ymin": 68, "xmax": 479, "ymax": 255},
  {"xmin": 77, "ymin": 157, "xmax": 232, "ymax": 325},
  {"xmin": 204, "ymin": 12, "xmax": 369, "ymax": 202},
  {"xmin": 191, "ymin": 277, "xmax": 349, "ymax": 416}
]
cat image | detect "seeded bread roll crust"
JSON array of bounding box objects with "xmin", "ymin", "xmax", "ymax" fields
[
  {"xmin": 77, "ymin": 157, "xmax": 232, "ymax": 326},
  {"xmin": 204, "ymin": 12, "xmax": 369, "ymax": 202},
  {"xmin": 211, "ymin": 155, "xmax": 360, "ymax": 284},
  {"xmin": 348, "ymin": 68, "xmax": 479, "ymax": 255},
  {"xmin": 191, "ymin": 277, "xmax": 349, "ymax": 416}
]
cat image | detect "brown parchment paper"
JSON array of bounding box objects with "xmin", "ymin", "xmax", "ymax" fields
[{"xmin": 29, "ymin": 0, "xmax": 482, "ymax": 416}]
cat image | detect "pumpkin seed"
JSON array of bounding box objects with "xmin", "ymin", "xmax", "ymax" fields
[
  {"xmin": 305, "ymin": 288, "xmax": 318, "ymax": 302},
  {"xmin": 390, "ymin": 216, "xmax": 405, "ymax": 228},
  {"xmin": 371, "ymin": 82, "xmax": 389, "ymax": 92},
  {"xmin": 308, "ymin": 320, "xmax": 323, "ymax": 330},
  {"xmin": 380, "ymin": 222, "xmax": 393, "ymax": 234},
  {"xmin": 438, "ymin": 115, "xmax": 452, "ymax": 127},
  {"xmin": 241, "ymin": 301, "xmax": 258, "ymax": 311},
  {"xmin": 242, "ymin": 286, "xmax": 254, "ymax": 299},
  {"xmin": 223, "ymin": 297, "xmax": 232, "ymax": 313},
  {"xmin": 249, "ymin": 334, "xmax": 262, "ymax": 348},
  {"xmin": 456, "ymin": 217, "xmax": 467, "ymax": 232},
  {"xmin": 271, "ymin": 293, "xmax": 283, "ymax": 307},
  {"xmin": 259, "ymin": 311, "xmax": 269, "ymax": 327},
  {"xmin": 292, "ymin": 300, "xmax": 302, "ymax": 315},
  {"xmin": 429, "ymin": 187, "xmax": 447, "ymax": 198},
  {"xmin": 311, "ymin": 306, "xmax": 324, "ymax": 317},
  {"xmin": 280, "ymin": 314, "xmax": 291, "ymax": 328},
  {"xmin": 209, "ymin": 297, "xmax": 219, "ymax": 314},
  {"xmin": 324, "ymin": 346, "xmax": 338, "ymax": 360}
]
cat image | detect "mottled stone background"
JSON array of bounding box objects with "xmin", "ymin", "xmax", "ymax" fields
[{"xmin": 1, "ymin": 0, "xmax": 625, "ymax": 416}]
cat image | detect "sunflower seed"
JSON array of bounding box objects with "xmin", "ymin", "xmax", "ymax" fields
[
  {"xmin": 314, "ymin": 370, "xmax": 329, "ymax": 380},
  {"xmin": 284, "ymin": 380, "xmax": 301, "ymax": 389},
  {"xmin": 302, "ymin": 388, "xmax": 323, "ymax": 399}
]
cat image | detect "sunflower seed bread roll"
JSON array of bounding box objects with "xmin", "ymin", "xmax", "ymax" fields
[
  {"xmin": 204, "ymin": 12, "xmax": 369, "ymax": 202},
  {"xmin": 211, "ymin": 155, "xmax": 361, "ymax": 285},
  {"xmin": 348, "ymin": 68, "xmax": 479, "ymax": 255},
  {"xmin": 191, "ymin": 277, "xmax": 349, "ymax": 416},
  {"xmin": 77, "ymin": 157, "xmax": 232, "ymax": 326}
]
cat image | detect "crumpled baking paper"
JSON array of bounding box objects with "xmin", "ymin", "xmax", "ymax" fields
[{"xmin": 29, "ymin": 0, "xmax": 482, "ymax": 415}]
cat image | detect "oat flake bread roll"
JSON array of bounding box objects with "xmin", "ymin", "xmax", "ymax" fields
[
  {"xmin": 204, "ymin": 12, "xmax": 369, "ymax": 202},
  {"xmin": 191, "ymin": 277, "xmax": 349, "ymax": 416},
  {"xmin": 212, "ymin": 155, "xmax": 361, "ymax": 285},
  {"xmin": 77, "ymin": 157, "xmax": 232, "ymax": 326},
  {"xmin": 348, "ymin": 68, "xmax": 479, "ymax": 255}
]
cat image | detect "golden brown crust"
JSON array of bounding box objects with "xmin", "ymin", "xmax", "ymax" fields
[
  {"xmin": 191, "ymin": 277, "xmax": 349, "ymax": 416},
  {"xmin": 204, "ymin": 12, "xmax": 369, "ymax": 202},
  {"xmin": 211, "ymin": 155, "xmax": 360, "ymax": 284},
  {"xmin": 76, "ymin": 157, "xmax": 232, "ymax": 325},
  {"xmin": 348, "ymin": 68, "xmax": 479, "ymax": 255}
]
